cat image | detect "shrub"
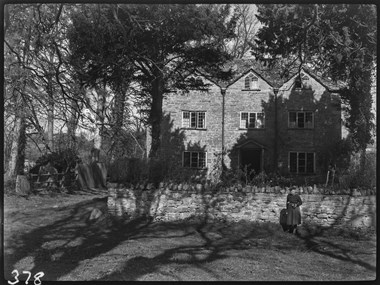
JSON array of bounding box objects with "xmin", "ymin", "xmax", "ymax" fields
[
  {"xmin": 267, "ymin": 173, "xmax": 295, "ymax": 187},
  {"xmin": 338, "ymin": 150, "xmax": 376, "ymax": 189},
  {"xmin": 32, "ymin": 149, "xmax": 81, "ymax": 174},
  {"xmin": 108, "ymin": 157, "xmax": 149, "ymax": 184},
  {"xmin": 28, "ymin": 149, "xmax": 81, "ymax": 192},
  {"xmin": 218, "ymin": 166, "xmax": 296, "ymax": 188}
]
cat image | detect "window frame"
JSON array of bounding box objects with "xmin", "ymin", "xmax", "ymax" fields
[
  {"xmin": 294, "ymin": 76, "xmax": 303, "ymax": 89},
  {"xmin": 288, "ymin": 111, "xmax": 314, "ymax": 129},
  {"xmin": 244, "ymin": 74, "xmax": 259, "ymax": 90},
  {"xmin": 289, "ymin": 152, "xmax": 315, "ymax": 174},
  {"xmin": 294, "ymin": 73, "xmax": 311, "ymax": 90},
  {"xmin": 183, "ymin": 151, "xmax": 207, "ymax": 169},
  {"xmin": 182, "ymin": 111, "xmax": 206, "ymax": 129},
  {"xmin": 240, "ymin": 111, "xmax": 265, "ymax": 129}
]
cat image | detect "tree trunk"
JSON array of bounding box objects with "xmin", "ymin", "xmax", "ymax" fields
[
  {"xmin": 7, "ymin": 115, "xmax": 26, "ymax": 179},
  {"xmin": 67, "ymin": 98, "xmax": 79, "ymax": 150},
  {"xmin": 47, "ymin": 74, "xmax": 54, "ymax": 152},
  {"xmin": 111, "ymin": 90, "xmax": 126, "ymax": 160},
  {"xmin": 93, "ymin": 86, "xmax": 107, "ymax": 162},
  {"xmin": 360, "ymin": 146, "xmax": 367, "ymax": 173},
  {"xmin": 145, "ymin": 126, "xmax": 151, "ymax": 160},
  {"xmin": 148, "ymin": 72, "xmax": 164, "ymax": 159}
]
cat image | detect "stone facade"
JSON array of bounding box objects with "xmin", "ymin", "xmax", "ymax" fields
[
  {"xmin": 108, "ymin": 183, "xmax": 376, "ymax": 229},
  {"xmin": 161, "ymin": 67, "xmax": 343, "ymax": 181}
]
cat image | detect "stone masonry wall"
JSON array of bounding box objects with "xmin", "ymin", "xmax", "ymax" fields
[
  {"xmin": 161, "ymin": 70, "xmax": 343, "ymax": 178},
  {"xmin": 276, "ymin": 73, "xmax": 342, "ymax": 176},
  {"xmin": 107, "ymin": 183, "xmax": 376, "ymax": 229}
]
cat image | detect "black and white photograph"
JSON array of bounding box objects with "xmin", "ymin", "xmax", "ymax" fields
[{"xmin": 3, "ymin": 2, "xmax": 377, "ymax": 282}]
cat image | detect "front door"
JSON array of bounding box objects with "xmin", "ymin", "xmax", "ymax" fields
[{"xmin": 240, "ymin": 148, "xmax": 261, "ymax": 177}]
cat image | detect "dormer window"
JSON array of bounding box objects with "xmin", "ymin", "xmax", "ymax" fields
[
  {"xmin": 294, "ymin": 75, "xmax": 302, "ymax": 89},
  {"xmin": 294, "ymin": 73, "xmax": 310, "ymax": 90},
  {"xmin": 244, "ymin": 74, "xmax": 259, "ymax": 90}
]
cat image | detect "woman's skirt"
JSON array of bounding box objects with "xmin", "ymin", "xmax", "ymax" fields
[{"xmin": 286, "ymin": 205, "xmax": 301, "ymax": 225}]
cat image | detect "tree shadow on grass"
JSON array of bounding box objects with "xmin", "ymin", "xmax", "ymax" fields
[
  {"xmin": 295, "ymin": 193, "xmax": 376, "ymax": 273},
  {"xmin": 96, "ymin": 220, "xmax": 298, "ymax": 281},
  {"xmin": 97, "ymin": 218, "xmax": 376, "ymax": 281},
  {"xmin": 4, "ymin": 197, "xmax": 154, "ymax": 281},
  {"xmin": 297, "ymin": 224, "xmax": 376, "ymax": 272}
]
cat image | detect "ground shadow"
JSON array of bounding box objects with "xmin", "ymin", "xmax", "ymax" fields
[{"xmin": 4, "ymin": 197, "xmax": 153, "ymax": 281}]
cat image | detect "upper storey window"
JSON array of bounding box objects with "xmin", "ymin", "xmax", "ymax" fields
[
  {"xmin": 244, "ymin": 74, "xmax": 259, "ymax": 90},
  {"xmin": 240, "ymin": 112, "xmax": 265, "ymax": 129},
  {"xmin": 294, "ymin": 73, "xmax": 311, "ymax": 90},
  {"xmin": 182, "ymin": 111, "xmax": 206, "ymax": 129},
  {"xmin": 288, "ymin": 111, "xmax": 314, "ymax": 129},
  {"xmin": 294, "ymin": 76, "xmax": 303, "ymax": 89}
]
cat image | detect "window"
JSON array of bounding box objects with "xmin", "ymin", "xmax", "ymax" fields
[
  {"xmin": 183, "ymin": 151, "xmax": 206, "ymax": 168},
  {"xmin": 288, "ymin": 111, "xmax": 314, "ymax": 128},
  {"xmin": 240, "ymin": 112, "xmax": 265, "ymax": 129},
  {"xmin": 182, "ymin": 111, "xmax": 206, "ymax": 129},
  {"xmin": 294, "ymin": 76, "xmax": 302, "ymax": 89},
  {"xmin": 244, "ymin": 75, "xmax": 259, "ymax": 90},
  {"xmin": 294, "ymin": 73, "xmax": 310, "ymax": 89},
  {"xmin": 289, "ymin": 152, "xmax": 315, "ymax": 174}
]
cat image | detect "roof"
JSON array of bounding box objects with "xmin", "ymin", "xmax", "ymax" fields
[
  {"xmin": 217, "ymin": 58, "xmax": 288, "ymax": 88},
  {"xmin": 201, "ymin": 58, "xmax": 346, "ymax": 92},
  {"xmin": 302, "ymin": 68, "xmax": 346, "ymax": 92}
]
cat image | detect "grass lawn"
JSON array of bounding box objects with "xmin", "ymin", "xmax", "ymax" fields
[{"xmin": 3, "ymin": 190, "xmax": 376, "ymax": 281}]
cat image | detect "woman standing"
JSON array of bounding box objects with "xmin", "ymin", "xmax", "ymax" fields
[{"xmin": 286, "ymin": 188, "xmax": 302, "ymax": 234}]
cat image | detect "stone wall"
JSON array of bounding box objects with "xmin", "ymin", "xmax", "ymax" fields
[{"xmin": 107, "ymin": 183, "xmax": 376, "ymax": 229}]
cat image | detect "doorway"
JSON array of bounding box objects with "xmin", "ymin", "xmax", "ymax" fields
[{"xmin": 240, "ymin": 148, "xmax": 262, "ymax": 178}]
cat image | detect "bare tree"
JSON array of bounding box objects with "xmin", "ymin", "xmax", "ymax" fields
[{"xmin": 226, "ymin": 4, "xmax": 260, "ymax": 58}]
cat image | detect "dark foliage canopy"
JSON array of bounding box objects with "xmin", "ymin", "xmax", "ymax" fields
[
  {"xmin": 68, "ymin": 4, "xmax": 238, "ymax": 157},
  {"xmin": 68, "ymin": 4, "xmax": 237, "ymax": 91},
  {"xmin": 252, "ymin": 4, "xmax": 377, "ymax": 151}
]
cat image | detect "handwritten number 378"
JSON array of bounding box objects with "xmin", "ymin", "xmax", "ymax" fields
[{"xmin": 8, "ymin": 270, "xmax": 44, "ymax": 285}]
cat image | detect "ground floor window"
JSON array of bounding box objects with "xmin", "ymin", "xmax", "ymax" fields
[
  {"xmin": 289, "ymin": 152, "xmax": 315, "ymax": 174},
  {"xmin": 183, "ymin": 151, "xmax": 206, "ymax": 168}
]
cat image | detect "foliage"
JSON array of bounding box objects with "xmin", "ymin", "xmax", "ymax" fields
[
  {"xmin": 338, "ymin": 150, "xmax": 376, "ymax": 189},
  {"xmin": 108, "ymin": 158, "xmax": 149, "ymax": 185},
  {"xmin": 225, "ymin": 4, "xmax": 260, "ymax": 58},
  {"xmin": 219, "ymin": 166, "xmax": 295, "ymax": 188},
  {"xmin": 32, "ymin": 149, "xmax": 81, "ymax": 174},
  {"xmin": 4, "ymin": 4, "xmax": 87, "ymax": 177},
  {"xmin": 68, "ymin": 4, "xmax": 239, "ymax": 158},
  {"xmin": 319, "ymin": 136, "xmax": 355, "ymax": 172},
  {"xmin": 102, "ymin": 128, "xmax": 146, "ymax": 162},
  {"xmin": 252, "ymin": 4, "xmax": 377, "ymax": 153},
  {"xmin": 266, "ymin": 173, "xmax": 295, "ymax": 187}
]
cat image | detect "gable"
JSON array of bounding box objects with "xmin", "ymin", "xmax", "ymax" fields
[
  {"xmin": 228, "ymin": 69, "xmax": 273, "ymax": 91},
  {"xmin": 279, "ymin": 69, "xmax": 331, "ymax": 100}
]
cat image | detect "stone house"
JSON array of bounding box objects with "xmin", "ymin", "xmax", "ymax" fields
[{"xmin": 160, "ymin": 59, "xmax": 344, "ymax": 182}]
